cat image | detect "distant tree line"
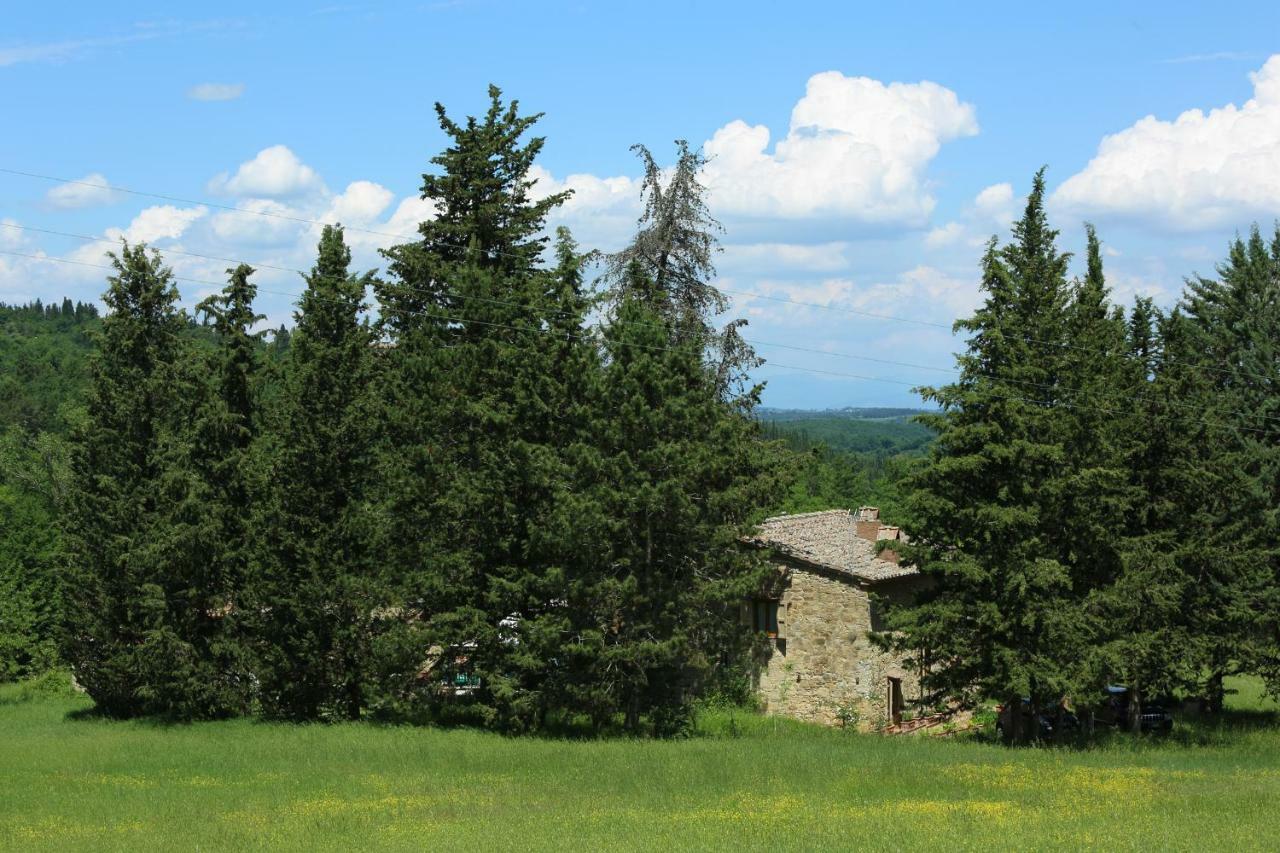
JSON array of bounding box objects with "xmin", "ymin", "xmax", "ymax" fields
[
  {"xmin": 879, "ymin": 171, "xmax": 1280, "ymax": 739},
  {"xmin": 29, "ymin": 87, "xmax": 782, "ymax": 732}
]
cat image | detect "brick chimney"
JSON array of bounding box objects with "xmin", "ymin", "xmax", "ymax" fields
[{"xmin": 854, "ymin": 506, "xmax": 881, "ymax": 542}]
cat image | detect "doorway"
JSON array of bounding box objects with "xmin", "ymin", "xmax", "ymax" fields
[{"xmin": 887, "ymin": 677, "xmax": 904, "ymax": 726}]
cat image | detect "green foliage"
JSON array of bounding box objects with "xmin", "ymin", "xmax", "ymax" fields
[
  {"xmin": 761, "ymin": 411, "xmax": 936, "ymax": 455},
  {"xmin": 60, "ymin": 244, "xmax": 236, "ymax": 719},
  {"xmin": 1180, "ymin": 225, "xmax": 1280, "ymax": 701},
  {"xmin": 0, "ymin": 300, "xmax": 99, "ymax": 437},
  {"xmin": 760, "ymin": 413, "xmax": 932, "ymax": 520},
  {"xmin": 0, "ymin": 485, "xmax": 61, "ymax": 680},
  {"xmin": 559, "ymin": 264, "xmax": 782, "ymax": 734},
  {"xmin": 252, "ymin": 227, "xmax": 380, "ymax": 721},
  {"xmin": 885, "ymin": 172, "xmax": 1109, "ymax": 733}
]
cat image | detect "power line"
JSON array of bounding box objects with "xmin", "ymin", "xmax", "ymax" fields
[
  {"xmin": 8, "ymin": 220, "xmax": 1275, "ymax": 428},
  {"xmin": 3, "ymin": 165, "xmax": 1257, "ymax": 387},
  {"xmin": 3, "ymin": 247, "xmax": 1273, "ymax": 437}
]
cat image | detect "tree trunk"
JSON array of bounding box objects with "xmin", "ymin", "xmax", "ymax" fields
[
  {"xmin": 625, "ymin": 693, "xmax": 640, "ymax": 734},
  {"xmin": 1007, "ymin": 694, "xmax": 1023, "ymax": 744},
  {"xmin": 1202, "ymin": 671, "xmax": 1225, "ymax": 715},
  {"xmin": 1128, "ymin": 684, "xmax": 1142, "ymax": 735}
]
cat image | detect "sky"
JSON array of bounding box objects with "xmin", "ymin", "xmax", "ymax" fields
[{"xmin": 2, "ymin": 1, "xmax": 1279, "ymax": 408}]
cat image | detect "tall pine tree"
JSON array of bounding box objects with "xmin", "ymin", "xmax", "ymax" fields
[
  {"xmin": 252, "ymin": 226, "xmax": 380, "ymax": 720},
  {"xmin": 62, "ymin": 244, "xmax": 210, "ymax": 717},
  {"xmin": 883, "ymin": 172, "xmax": 1090, "ymax": 740},
  {"xmin": 1181, "ymin": 226, "xmax": 1280, "ymax": 703}
]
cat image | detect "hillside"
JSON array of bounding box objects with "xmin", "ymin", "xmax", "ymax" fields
[
  {"xmin": 0, "ymin": 301, "xmax": 99, "ymax": 436},
  {"xmin": 760, "ymin": 407, "xmax": 937, "ymax": 456}
]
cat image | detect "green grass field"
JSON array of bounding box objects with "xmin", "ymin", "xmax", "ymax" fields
[{"xmin": 2, "ymin": 677, "xmax": 1278, "ymax": 851}]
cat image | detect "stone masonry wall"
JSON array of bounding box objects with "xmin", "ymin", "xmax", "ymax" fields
[{"xmin": 755, "ymin": 562, "xmax": 919, "ymax": 729}]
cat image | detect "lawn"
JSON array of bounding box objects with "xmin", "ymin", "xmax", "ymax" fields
[{"xmin": 2, "ymin": 677, "xmax": 1278, "ymax": 852}]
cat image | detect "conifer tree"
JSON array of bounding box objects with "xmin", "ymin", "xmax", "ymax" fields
[
  {"xmin": 602, "ymin": 141, "xmax": 728, "ymax": 332},
  {"xmin": 252, "ymin": 226, "xmax": 379, "ymax": 720},
  {"xmin": 1181, "ymin": 226, "xmax": 1280, "ymax": 702},
  {"xmin": 62, "ymin": 244, "xmax": 205, "ymax": 717},
  {"xmin": 883, "ymin": 172, "xmax": 1088, "ymax": 740},
  {"xmin": 147, "ymin": 262, "xmax": 267, "ymax": 716},
  {"xmin": 372, "ymin": 87, "xmax": 583, "ymax": 729},
  {"xmin": 1091, "ymin": 303, "xmax": 1209, "ymax": 729},
  {"xmin": 578, "ymin": 261, "xmax": 780, "ymax": 733}
]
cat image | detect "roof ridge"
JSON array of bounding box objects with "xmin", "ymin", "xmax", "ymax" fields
[{"xmin": 761, "ymin": 508, "xmax": 854, "ymax": 523}]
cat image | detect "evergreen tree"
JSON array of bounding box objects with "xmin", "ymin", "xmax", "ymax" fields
[
  {"xmin": 61, "ymin": 244, "xmax": 208, "ymax": 717},
  {"xmin": 147, "ymin": 262, "xmax": 267, "ymax": 716},
  {"xmin": 602, "ymin": 141, "xmax": 727, "ymax": 333},
  {"xmin": 372, "ymin": 87, "xmax": 584, "ymax": 729},
  {"xmin": 252, "ymin": 226, "xmax": 380, "ymax": 720},
  {"xmin": 1091, "ymin": 303, "xmax": 1210, "ymax": 730},
  {"xmin": 573, "ymin": 261, "xmax": 780, "ymax": 733},
  {"xmin": 1181, "ymin": 226, "xmax": 1280, "ymax": 702},
  {"xmin": 883, "ymin": 172, "xmax": 1088, "ymax": 740}
]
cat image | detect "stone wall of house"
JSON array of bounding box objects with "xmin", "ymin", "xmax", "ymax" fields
[{"xmin": 754, "ymin": 562, "xmax": 919, "ymax": 730}]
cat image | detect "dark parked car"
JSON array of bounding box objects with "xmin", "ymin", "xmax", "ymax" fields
[
  {"xmin": 995, "ymin": 698, "xmax": 1079, "ymax": 740},
  {"xmin": 1096, "ymin": 685, "xmax": 1173, "ymax": 733}
]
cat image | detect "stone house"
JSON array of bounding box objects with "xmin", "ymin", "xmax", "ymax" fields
[{"xmin": 745, "ymin": 507, "xmax": 924, "ymax": 729}]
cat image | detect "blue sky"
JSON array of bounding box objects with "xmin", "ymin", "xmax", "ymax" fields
[{"xmin": 3, "ymin": 1, "xmax": 1279, "ymax": 408}]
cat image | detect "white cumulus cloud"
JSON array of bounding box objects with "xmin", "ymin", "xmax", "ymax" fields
[
  {"xmin": 323, "ymin": 181, "xmax": 395, "ymax": 226},
  {"xmin": 210, "ymin": 199, "xmax": 306, "ymax": 247},
  {"xmin": 46, "ymin": 173, "xmax": 117, "ymax": 209},
  {"xmin": 925, "ymin": 182, "xmax": 1016, "ymax": 250},
  {"xmin": 210, "ymin": 145, "xmax": 326, "ymax": 199},
  {"xmin": 187, "ymin": 82, "xmax": 245, "ymax": 102},
  {"xmin": 105, "ymin": 205, "xmax": 208, "ymax": 244},
  {"xmin": 526, "ymin": 70, "xmax": 977, "ymax": 246},
  {"xmin": 1053, "ymin": 54, "xmax": 1280, "ymax": 230},
  {"xmin": 701, "ymin": 71, "xmax": 978, "ymax": 225}
]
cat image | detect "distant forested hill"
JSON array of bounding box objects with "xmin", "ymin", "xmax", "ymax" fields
[
  {"xmin": 758, "ymin": 408, "xmax": 936, "ymax": 520},
  {"xmin": 0, "ymin": 301, "xmax": 291, "ymax": 439},
  {"xmin": 759, "ymin": 407, "xmax": 936, "ymax": 456},
  {"xmin": 0, "ymin": 301, "xmax": 100, "ymax": 435}
]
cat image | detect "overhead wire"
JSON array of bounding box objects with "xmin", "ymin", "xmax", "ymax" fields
[
  {"xmin": 6, "ymin": 164, "xmax": 1268, "ymax": 390},
  {"xmin": 6, "ymin": 220, "xmax": 1277, "ymax": 428},
  {"xmin": 3, "ymin": 247, "xmax": 1275, "ymax": 438}
]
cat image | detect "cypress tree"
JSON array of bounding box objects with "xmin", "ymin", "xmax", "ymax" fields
[
  {"xmin": 602, "ymin": 141, "xmax": 728, "ymax": 335},
  {"xmin": 883, "ymin": 172, "xmax": 1087, "ymax": 740},
  {"xmin": 372, "ymin": 86, "xmax": 578, "ymax": 729},
  {"xmin": 1181, "ymin": 226, "xmax": 1280, "ymax": 703},
  {"xmin": 578, "ymin": 261, "xmax": 779, "ymax": 733},
  {"xmin": 62, "ymin": 244, "xmax": 200, "ymax": 717},
  {"xmin": 252, "ymin": 226, "xmax": 380, "ymax": 720},
  {"xmin": 1092, "ymin": 302, "xmax": 1210, "ymax": 730},
  {"xmin": 146, "ymin": 262, "xmax": 267, "ymax": 716}
]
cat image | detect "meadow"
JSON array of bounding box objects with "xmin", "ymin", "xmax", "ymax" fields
[{"xmin": 2, "ymin": 677, "xmax": 1278, "ymax": 851}]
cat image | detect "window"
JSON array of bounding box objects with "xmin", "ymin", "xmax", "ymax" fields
[{"xmin": 752, "ymin": 599, "xmax": 780, "ymax": 638}]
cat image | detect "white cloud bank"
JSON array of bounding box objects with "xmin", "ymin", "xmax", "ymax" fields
[
  {"xmin": 46, "ymin": 173, "xmax": 117, "ymax": 209},
  {"xmin": 187, "ymin": 82, "xmax": 244, "ymax": 102},
  {"xmin": 530, "ymin": 70, "xmax": 978, "ymax": 246},
  {"xmin": 1053, "ymin": 54, "xmax": 1280, "ymax": 230},
  {"xmin": 105, "ymin": 204, "xmax": 208, "ymax": 244}
]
